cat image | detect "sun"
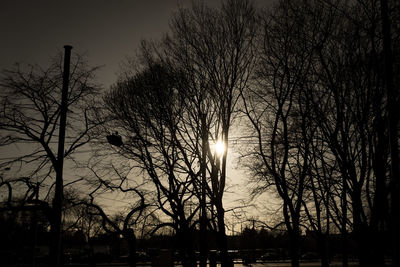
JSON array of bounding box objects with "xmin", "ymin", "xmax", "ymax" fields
[{"xmin": 214, "ymin": 140, "xmax": 225, "ymax": 156}]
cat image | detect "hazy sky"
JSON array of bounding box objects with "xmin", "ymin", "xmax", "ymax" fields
[{"xmin": 1, "ymin": 0, "xmax": 271, "ymax": 89}]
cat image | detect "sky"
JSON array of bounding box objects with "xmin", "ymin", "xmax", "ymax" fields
[
  {"xmin": 0, "ymin": 0, "xmax": 275, "ymax": 218},
  {"xmin": 1, "ymin": 0, "xmax": 271, "ymax": 89}
]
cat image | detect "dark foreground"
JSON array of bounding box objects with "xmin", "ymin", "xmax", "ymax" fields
[{"xmin": 57, "ymin": 261, "xmax": 361, "ymax": 267}]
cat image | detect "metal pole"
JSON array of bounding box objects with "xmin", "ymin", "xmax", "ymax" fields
[{"xmin": 52, "ymin": 45, "xmax": 72, "ymax": 267}]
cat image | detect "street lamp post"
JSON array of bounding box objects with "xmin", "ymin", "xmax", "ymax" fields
[{"xmin": 52, "ymin": 45, "xmax": 72, "ymax": 267}]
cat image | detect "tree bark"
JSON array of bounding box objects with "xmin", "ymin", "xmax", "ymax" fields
[
  {"xmin": 289, "ymin": 229, "xmax": 300, "ymax": 267},
  {"xmin": 380, "ymin": 1, "xmax": 400, "ymax": 266},
  {"xmin": 125, "ymin": 230, "xmax": 137, "ymax": 267},
  {"xmin": 215, "ymin": 201, "xmax": 232, "ymax": 267},
  {"xmin": 200, "ymin": 114, "xmax": 208, "ymax": 267}
]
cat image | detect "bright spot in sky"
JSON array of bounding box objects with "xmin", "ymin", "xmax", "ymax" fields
[{"xmin": 215, "ymin": 140, "xmax": 225, "ymax": 156}]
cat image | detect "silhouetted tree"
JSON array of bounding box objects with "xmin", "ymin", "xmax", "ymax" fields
[
  {"xmin": 81, "ymin": 189, "xmax": 146, "ymax": 267},
  {"xmin": 308, "ymin": 0, "xmax": 398, "ymax": 266},
  {"xmin": 98, "ymin": 3, "xmax": 258, "ymax": 267},
  {"xmin": 241, "ymin": 0, "xmax": 319, "ymax": 266},
  {"xmin": 242, "ymin": 1, "xmax": 399, "ymax": 267},
  {"xmin": 163, "ymin": 1, "xmax": 258, "ymax": 265},
  {"xmin": 379, "ymin": 0, "xmax": 400, "ymax": 266},
  {"xmin": 100, "ymin": 62, "xmax": 200, "ymax": 267},
  {"xmin": 63, "ymin": 192, "xmax": 105, "ymax": 267},
  {"xmin": 0, "ymin": 52, "xmax": 103, "ymax": 266}
]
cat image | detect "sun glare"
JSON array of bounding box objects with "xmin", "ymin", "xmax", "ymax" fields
[{"xmin": 215, "ymin": 140, "xmax": 225, "ymax": 156}]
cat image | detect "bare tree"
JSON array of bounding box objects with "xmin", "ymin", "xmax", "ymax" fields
[
  {"xmin": 241, "ymin": 1, "xmax": 398, "ymax": 267},
  {"xmin": 62, "ymin": 190, "xmax": 105, "ymax": 267},
  {"xmin": 100, "ymin": 61, "xmax": 200, "ymax": 267},
  {"xmin": 240, "ymin": 1, "xmax": 329, "ymax": 266},
  {"xmin": 309, "ymin": 0, "xmax": 397, "ymax": 266},
  {"xmin": 379, "ymin": 0, "xmax": 400, "ymax": 265},
  {"xmin": 83, "ymin": 190, "xmax": 146, "ymax": 267},
  {"xmin": 163, "ymin": 1, "xmax": 258, "ymax": 265},
  {"xmin": 0, "ymin": 51, "xmax": 103, "ymax": 266}
]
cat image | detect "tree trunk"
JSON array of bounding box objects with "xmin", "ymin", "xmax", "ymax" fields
[
  {"xmin": 289, "ymin": 231, "xmax": 300, "ymax": 267},
  {"xmin": 200, "ymin": 115, "xmax": 208, "ymax": 267},
  {"xmin": 352, "ymin": 188, "xmax": 369, "ymax": 267},
  {"xmin": 215, "ymin": 201, "xmax": 232, "ymax": 267},
  {"xmin": 380, "ymin": 0, "xmax": 400, "ymax": 266},
  {"xmin": 369, "ymin": 229, "xmax": 386, "ymax": 267},
  {"xmin": 125, "ymin": 230, "xmax": 136, "ymax": 267},
  {"xmin": 352, "ymin": 184, "xmax": 385, "ymax": 267},
  {"xmin": 88, "ymin": 239, "xmax": 96, "ymax": 267},
  {"xmin": 341, "ymin": 176, "xmax": 349, "ymax": 267},
  {"xmin": 177, "ymin": 228, "xmax": 196, "ymax": 267},
  {"xmin": 318, "ymin": 234, "xmax": 329, "ymax": 267}
]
